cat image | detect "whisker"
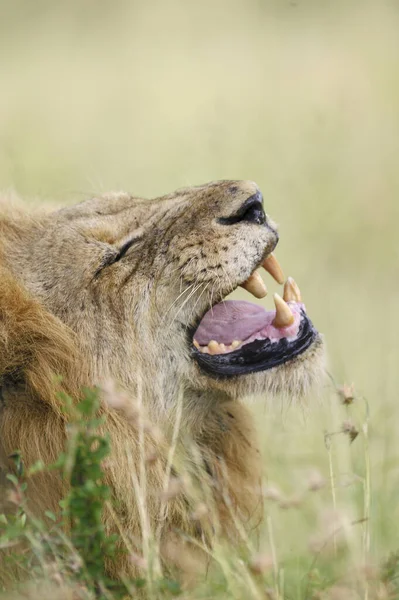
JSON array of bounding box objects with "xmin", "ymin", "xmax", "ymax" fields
[
  {"xmin": 219, "ymin": 264, "xmax": 238, "ymax": 317},
  {"xmin": 169, "ymin": 256, "xmax": 197, "ymax": 276},
  {"xmin": 167, "ymin": 282, "xmax": 204, "ymax": 329},
  {"xmin": 186, "ymin": 281, "xmax": 211, "ymax": 330},
  {"xmin": 163, "ymin": 282, "xmax": 196, "ymax": 317},
  {"xmin": 220, "ymin": 263, "xmax": 236, "ymax": 297},
  {"xmin": 208, "ymin": 280, "xmax": 218, "ymax": 316}
]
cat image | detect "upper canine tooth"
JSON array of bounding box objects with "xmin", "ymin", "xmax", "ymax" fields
[
  {"xmin": 262, "ymin": 253, "xmax": 285, "ymax": 285},
  {"xmin": 272, "ymin": 293, "xmax": 295, "ymax": 328},
  {"xmin": 240, "ymin": 270, "xmax": 267, "ymax": 299},
  {"xmin": 283, "ymin": 277, "xmax": 302, "ymax": 303}
]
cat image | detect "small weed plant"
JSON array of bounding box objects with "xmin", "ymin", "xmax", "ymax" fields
[
  {"xmin": 0, "ymin": 389, "xmax": 181, "ymax": 599},
  {"xmin": 1, "ymin": 384, "xmax": 399, "ymax": 600}
]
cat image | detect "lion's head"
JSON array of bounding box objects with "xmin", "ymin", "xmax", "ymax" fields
[{"xmin": 3, "ymin": 180, "xmax": 324, "ymax": 419}]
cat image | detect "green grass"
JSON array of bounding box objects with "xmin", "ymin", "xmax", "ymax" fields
[{"xmin": 1, "ymin": 0, "xmax": 399, "ymax": 598}]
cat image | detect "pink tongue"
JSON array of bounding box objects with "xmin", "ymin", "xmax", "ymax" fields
[{"xmin": 194, "ymin": 300, "xmax": 270, "ymax": 345}]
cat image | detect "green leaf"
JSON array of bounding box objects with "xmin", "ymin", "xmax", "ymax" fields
[
  {"xmin": 19, "ymin": 514, "xmax": 27, "ymax": 528},
  {"xmin": 6, "ymin": 474, "xmax": 18, "ymax": 486},
  {"xmin": 44, "ymin": 511, "xmax": 57, "ymax": 522},
  {"xmin": 28, "ymin": 460, "xmax": 45, "ymax": 475}
]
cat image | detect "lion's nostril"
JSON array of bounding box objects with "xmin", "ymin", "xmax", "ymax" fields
[
  {"xmin": 218, "ymin": 192, "xmax": 267, "ymax": 226},
  {"xmin": 239, "ymin": 202, "xmax": 266, "ymax": 225}
]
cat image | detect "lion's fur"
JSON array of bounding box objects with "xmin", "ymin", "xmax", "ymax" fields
[{"xmin": 0, "ymin": 181, "xmax": 324, "ymax": 583}]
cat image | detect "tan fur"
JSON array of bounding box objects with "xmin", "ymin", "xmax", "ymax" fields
[{"xmin": 0, "ymin": 181, "xmax": 324, "ymax": 582}]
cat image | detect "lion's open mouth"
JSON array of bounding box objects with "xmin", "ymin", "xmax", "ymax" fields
[{"xmin": 191, "ymin": 255, "xmax": 319, "ymax": 378}]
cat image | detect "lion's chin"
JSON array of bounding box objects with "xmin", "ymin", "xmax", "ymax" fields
[{"xmin": 194, "ymin": 334, "xmax": 326, "ymax": 401}]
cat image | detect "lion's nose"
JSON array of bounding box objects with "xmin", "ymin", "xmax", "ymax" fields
[
  {"xmin": 218, "ymin": 191, "xmax": 266, "ymax": 226},
  {"xmin": 238, "ymin": 192, "xmax": 266, "ymax": 225}
]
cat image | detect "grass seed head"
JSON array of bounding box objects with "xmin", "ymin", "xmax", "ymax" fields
[
  {"xmin": 190, "ymin": 502, "xmax": 208, "ymax": 521},
  {"xmin": 341, "ymin": 420, "xmax": 359, "ymax": 443},
  {"xmin": 160, "ymin": 476, "xmax": 184, "ymax": 502},
  {"xmin": 338, "ymin": 383, "xmax": 356, "ymax": 405},
  {"xmin": 248, "ymin": 553, "xmax": 273, "ymax": 575},
  {"xmin": 262, "ymin": 484, "xmax": 282, "ymax": 502},
  {"xmin": 307, "ymin": 469, "xmax": 327, "ymax": 491},
  {"xmin": 129, "ymin": 552, "xmax": 148, "ymax": 571}
]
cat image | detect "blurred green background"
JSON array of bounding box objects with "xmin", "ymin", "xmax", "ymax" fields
[{"xmin": 1, "ymin": 0, "xmax": 399, "ymax": 592}]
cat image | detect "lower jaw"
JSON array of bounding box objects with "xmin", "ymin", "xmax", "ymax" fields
[{"xmin": 191, "ymin": 313, "xmax": 319, "ymax": 379}]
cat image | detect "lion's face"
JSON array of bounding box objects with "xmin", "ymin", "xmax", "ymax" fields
[{"xmin": 15, "ymin": 180, "xmax": 324, "ymax": 409}]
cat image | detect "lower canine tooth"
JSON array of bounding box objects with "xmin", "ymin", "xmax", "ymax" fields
[
  {"xmin": 240, "ymin": 270, "xmax": 267, "ymax": 299},
  {"xmin": 272, "ymin": 293, "xmax": 295, "ymax": 328},
  {"xmin": 262, "ymin": 253, "xmax": 285, "ymax": 285},
  {"xmin": 193, "ymin": 339, "xmax": 200, "ymax": 349},
  {"xmin": 289, "ymin": 277, "xmax": 302, "ymax": 302},
  {"xmin": 283, "ymin": 277, "xmax": 302, "ymax": 303}
]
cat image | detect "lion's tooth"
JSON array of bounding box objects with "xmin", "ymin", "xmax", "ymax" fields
[
  {"xmin": 208, "ymin": 340, "xmax": 220, "ymax": 355},
  {"xmin": 283, "ymin": 277, "xmax": 302, "ymax": 303},
  {"xmin": 193, "ymin": 339, "xmax": 200, "ymax": 349},
  {"xmin": 290, "ymin": 277, "xmax": 302, "ymax": 302},
  {"xmin": 231, "ymin": 340, "xmax": 241, "ymax": 349},
  {"xmin": 272, "ymin": 293, "xmax": 295, "ymax": 328},
  {"xmin": 262, "ymin": 253, "xmax": 285, "ymax": 285},
  {"xmin": 283, "ymin": 280, "xmax": 295, "ymax": 303},
  {"xmin": 240, "ymin": 271, "xmax": 267, "ymax": 299},
  {"xmin": 200, "ymin": 341, "xmax": 227, "ymax": 355}
]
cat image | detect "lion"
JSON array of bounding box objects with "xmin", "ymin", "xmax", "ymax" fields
[{"xmin": 0, "ymin": 180, "xmax": 324, "ymax": 583}]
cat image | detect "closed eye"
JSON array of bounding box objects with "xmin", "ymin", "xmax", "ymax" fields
[{"xmin": 94, "ymin": 234, "xmax": 143, "ymax": 277}]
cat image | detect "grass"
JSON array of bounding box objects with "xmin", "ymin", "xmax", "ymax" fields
[{"xmin": 1, "ymin": 0, "xmax": 399, "ymax": 597}]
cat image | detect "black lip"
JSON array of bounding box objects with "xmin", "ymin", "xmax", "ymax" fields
[{"xmin": 190, "ymin": 310, "xmax": 318, "ymax": 378}]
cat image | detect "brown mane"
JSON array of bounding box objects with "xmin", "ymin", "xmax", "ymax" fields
[{"xmin": 0, "ymin": 263, "xmax": 83, "ymax": 410}]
